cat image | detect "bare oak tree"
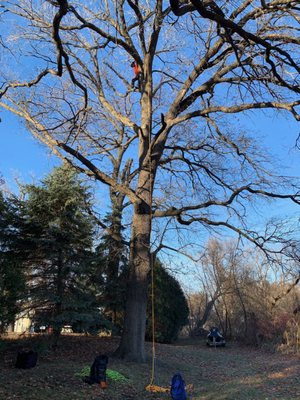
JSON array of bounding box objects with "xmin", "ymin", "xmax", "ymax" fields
[{"xmin": 0, "ymin": 0, "xmax": 300, "ymax": 361}]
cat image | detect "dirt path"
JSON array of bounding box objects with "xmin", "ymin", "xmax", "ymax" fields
[{"xmin": 0, "ymin": 335, "xmax": 299, "ymax": 399}]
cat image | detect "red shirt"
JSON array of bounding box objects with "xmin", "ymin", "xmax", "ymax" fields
[{"xmin": 133, "ymin": 62, "xmax": 140, "ymax": 76}]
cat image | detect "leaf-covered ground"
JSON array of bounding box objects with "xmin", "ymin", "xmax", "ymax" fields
[{"xmin": 0, "ymin": 334, "xmax": 299, "ymax": 400}]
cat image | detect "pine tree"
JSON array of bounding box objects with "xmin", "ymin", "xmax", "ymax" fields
[
  {"xmin": 0, "ymin": 192, "xmax": 25, "ymax": 332},
  {"xmin": 20, "ymin": 165, "xmax": 105, "ymax": 337}
]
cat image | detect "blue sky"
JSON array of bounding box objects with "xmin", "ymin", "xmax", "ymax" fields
[
  {"xmin": 0, "ymin": 109, "xmax": 60, "ymax": 192},
  {"xmin": 237, "ymin": 110, "xmax": 300, "ymax": 222}
]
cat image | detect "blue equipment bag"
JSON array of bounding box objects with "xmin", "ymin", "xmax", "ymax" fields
[{"xmin": 170, "ymin": 373, "xmax": 187, "ymax": 400}]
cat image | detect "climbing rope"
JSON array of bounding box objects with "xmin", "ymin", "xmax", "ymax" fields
[
  {"xmin": 149, "ymin": 250, "xmax": 156, "ymax": 386},
  {"xmin": 148, "ymin": 112, "xmax": 156, "ymax": 386},
  {"xmin": 145, "ymin": 105, "xmax": 159, "ymax": 391},
  {"xmin": 145, "ymin": 108, "xmax": 170, "ymax": 394}
]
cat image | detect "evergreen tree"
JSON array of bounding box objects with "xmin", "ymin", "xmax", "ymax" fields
[
  {"xmin": 0, "ymin": 192, "xmax": 25, "ymax": 332},
  {"xmin": 146, "ymin": 260, "xmax": 189, "ymax": 343},
  {"xmin": 20, "ymin": 165, "xmax": 105, "ymax": 337}
]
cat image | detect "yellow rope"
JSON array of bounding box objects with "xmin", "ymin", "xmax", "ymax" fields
[
  {"xmin": 148, "ymin": 110, "xmax": 156, "ymax": 386},
  {"xmin": 144, "ymin": 85, "xmax": 194, "ymax": 396},
  {"xmin": 146, "ymin": 68, "xmax": 166, "ymax": 393},
  {"xmin": 149, "ymin": 251, "xmax": 156, "ymax": 385},
  {"xmin": 145, "ymin": 112, "xmax": 194, "ymax": 395}
]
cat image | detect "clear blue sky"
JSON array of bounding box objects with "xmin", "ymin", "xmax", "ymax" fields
[{"xmin": 0, "ymin": 109, "xmax": 60, "ymax": 192}]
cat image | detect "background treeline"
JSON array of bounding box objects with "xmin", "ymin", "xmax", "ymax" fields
[
  {"xmin": 185, "ymin": 240, "xmax": 300, "ymax": 353},
  {"xmin": 0, "ymin": 165, "xmax": 188, "ymax": 344}
]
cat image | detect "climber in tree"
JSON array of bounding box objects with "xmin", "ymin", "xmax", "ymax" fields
[{"xmin": 131, "ymin": 61, "xmax": 143, "ymax": 91}]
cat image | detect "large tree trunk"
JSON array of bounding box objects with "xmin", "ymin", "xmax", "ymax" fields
[{"xmin": 116, "ymin": 198, "xmax": 151, "ymax": 362}]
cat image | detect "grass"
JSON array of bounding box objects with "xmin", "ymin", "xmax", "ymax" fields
[{"xmin": 0, "ymin": 334, "xmax": 299, "ymax": 399}]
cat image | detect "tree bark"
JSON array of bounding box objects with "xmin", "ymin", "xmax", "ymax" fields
[{"xmin": 116, "ymin": 198, "xmax": 151, "ymax": 362}]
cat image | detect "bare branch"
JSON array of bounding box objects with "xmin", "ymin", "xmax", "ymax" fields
[
  {"xmin": 154, "ymin": 185, "xmax": 300, "ymax": 219},
  {"xmin": 272, "ymin": 273, "xmax": 300, "ymax": 306}
]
